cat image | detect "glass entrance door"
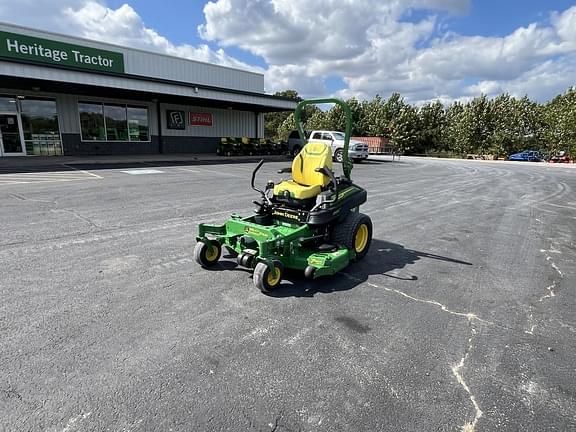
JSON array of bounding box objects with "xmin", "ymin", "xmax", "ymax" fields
[{"xmin": 0, "ymin": 113, "xmax": 25, "ymax": 156}]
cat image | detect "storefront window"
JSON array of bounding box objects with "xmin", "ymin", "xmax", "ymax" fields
[
  {"xmin": 20, "ymin": 98, "xmax": 62, "ymax": 155},
  {"xmin": 104, "ymin": 104, "xmax": 128, "ymax": 141},
  {"xmin": 79, "ymin": 102, "xmax": 149, "ymax": 142},
  {"xmin": 0, "ymin": 96, "xmax": 18, "ymax": 112},
  {"xmin": 127, "ymin": 106, "xmax": 149, "ymax": 141},
  {"xmin": 79, "ymin": 102, "xmax": 106, "ymax": 141}
]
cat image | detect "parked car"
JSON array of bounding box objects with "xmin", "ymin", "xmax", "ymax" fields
[
  {"xmin": 508, "ymin": 150, "xmax": 541, "ymax": 162},
  {"xmin": 287, "ymin": 130, "xmax": 370, "ymax": 163},
  {"xmin": 287, "ymin": 129, "xmax": 311, "ymax": 156},
  {"xmin": 549, "ymin": 151, "xmax": 572, "ymax": 163}
]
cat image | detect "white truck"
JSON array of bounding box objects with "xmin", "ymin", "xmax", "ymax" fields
[{"xmin": 287, "ymin": 130, "xmax": 370, "ymax": 163}]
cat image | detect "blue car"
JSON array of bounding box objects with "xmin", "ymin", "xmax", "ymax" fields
[{"xmin": 508, "ymin": 150, "xmax": 541, "ymax": 162}]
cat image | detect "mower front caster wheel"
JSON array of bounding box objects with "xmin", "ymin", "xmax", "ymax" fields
[
  {"xmin": 253, "ymin": 261, "xmax": 284, "ymax": 293},
  {"xmin": 194, "ymin": 240, "xmax": 222, "ymax": 267},
  {"xmin": 304, "ymin": 265, "xmax": 316, "ymax": 279}
]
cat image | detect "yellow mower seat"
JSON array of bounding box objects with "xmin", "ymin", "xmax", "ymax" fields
[{"xmin": 273, "ymin": 142, "xmax": 333, "ymax": 200}]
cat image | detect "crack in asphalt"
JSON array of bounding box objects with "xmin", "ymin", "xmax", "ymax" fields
[
  {"xmin": 452, "ymin": 324, "xmax": 483, "ymax": 432},
  {"xmin": 538, "ymin": 281, "xmax": 556, "ymax": 302},
  {"xmin": 341, "ymin": 273, "xmax": 493, "ymax": 325},
  {"xmin": 536, "ymin": 244, "xmax": 563, "ymax": 305},
  {"xmin": 52, "ymin": 208, "xmax": 100, "ymax": 229},
  {"xmin": 61, "ymin": 412, "xmax": 92, "ymax": 432},
  {"xmin": 8, "ymin": 192, "xmax": 57, "ymax": 204},
  {"xmin": 341, "ymin": 272, "xmax": 490, "ymax": 430}
]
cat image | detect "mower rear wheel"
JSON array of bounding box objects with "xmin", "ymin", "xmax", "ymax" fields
[
  {"xmin": 194, "ymin": 240, "xmax": 222, "ymax": 267},
  {"xmin": 332, "ymin": 212, "xmax": 372, "ymax": 261},
  {"xmin": 254, "ymin": 261, "xmax": 284, "ymax": 293}
]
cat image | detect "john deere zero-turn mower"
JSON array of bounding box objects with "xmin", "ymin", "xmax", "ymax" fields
[{"xmin": 195, "ymin": 98, "xmax": 372, "ymax": 292}]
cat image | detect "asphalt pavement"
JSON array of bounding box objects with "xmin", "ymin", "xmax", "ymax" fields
[{"xmin": 0, "ymin": 156, "xmax": 575, "ymax": 431}]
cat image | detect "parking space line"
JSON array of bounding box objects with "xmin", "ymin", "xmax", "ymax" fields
[
  {"xmin": 178, "ymin": 167, "xmax": 244, "ymax": 178},
  {"xmin": 0, "ymin": 167, "xmax": 102, "ymax": 185},
  {"xmin": 61, "ymin": 164, "xmax": 103, "ymax": 179},
  {"xmin": 120, "ymin": 169, "xmax": 165, "ymax": 175}
]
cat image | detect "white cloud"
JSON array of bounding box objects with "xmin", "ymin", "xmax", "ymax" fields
[
  {"xmin": 1, "ymin": 0, "xmax": 575, "ymax": 103},
  {"xmin": 201, "ymin": 0, "xmax": 576, "ymax": 102},
  {"xmin": 464, "ymin": 57, "xmax": 576, "ymax": 101},
  {"xmin": 0, "ymin": 0, "xmax": 260, "ymax": 72},
  {"xmin": 0, "ymin": 0, "xmax": 90, "ymax": 30}
]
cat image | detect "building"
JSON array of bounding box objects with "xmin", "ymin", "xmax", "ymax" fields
[{"xmin": 0, "ymin": 22, "xmax": 296, "ymax": 157}]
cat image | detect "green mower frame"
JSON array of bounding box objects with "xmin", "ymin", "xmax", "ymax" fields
[{"xmin": 195, "ymin": 98, "xmax": 372, "ymax": 292}]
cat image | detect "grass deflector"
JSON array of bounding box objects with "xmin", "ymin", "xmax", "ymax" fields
[{"xmin": 195, "ymin": 98, "xmax": 373, "ymax": 293}]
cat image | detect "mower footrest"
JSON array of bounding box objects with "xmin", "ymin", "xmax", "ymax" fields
[{"xmin": 307, "ymin": 248, "xmax": 350, "ymax": 278}]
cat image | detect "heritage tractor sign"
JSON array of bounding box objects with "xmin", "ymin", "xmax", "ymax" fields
[{"xmin": 0, "ymin": 31, "xmax": 125, "ymax": 73}]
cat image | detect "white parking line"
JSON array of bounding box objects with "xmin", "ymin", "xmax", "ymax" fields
[
  {"xmin": 61, "ymin": 164, "xmax": 103, "ymax": 178},
  {"xmin": 121, "ymin": 169, "xmax": 165, "ymax": 175},
  {"xmin": 0, "ymin": 167, "xmax": 102, "ymax": 185},
  {"xmin": 178, "ymin": 167, "xmax": 243, "ymax": 178}
]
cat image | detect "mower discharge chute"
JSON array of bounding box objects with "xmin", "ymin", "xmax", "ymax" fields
[{"xmin": 195, "ymin": 98, "xmax": 372, "ymax": 292}]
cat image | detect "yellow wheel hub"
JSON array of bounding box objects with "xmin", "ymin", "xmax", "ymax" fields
[
  {"xmin": 267, "ymin": 267, "xmax": 281, "ymax": 286},
  {"xmin": 354, "ymin": 224, "xmax": 369, "ymax": 253},
  {"xmin": 205, "ymin": 245, "xmax": 219, "ymax": 261}
]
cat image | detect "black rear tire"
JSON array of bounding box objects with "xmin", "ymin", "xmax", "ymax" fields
[{"xmin": 331, "ymin": 212, "xmax": 372, "ymax": 261}]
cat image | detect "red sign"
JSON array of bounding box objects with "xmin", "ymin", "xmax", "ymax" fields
[{"xmin": 189, "ymin": 112, "xmax": 213, "ymax": 126}]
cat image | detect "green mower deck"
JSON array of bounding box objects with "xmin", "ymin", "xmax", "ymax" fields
[{"xmin": 198, "ymin": 213, "xmax": 354, "ymax": 279}]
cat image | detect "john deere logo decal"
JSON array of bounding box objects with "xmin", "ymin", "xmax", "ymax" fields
[
  {"xmin": 244, "ymin": 226, "xmax": 266, "ymax": 237},
  {"xmin": 272, "ymin": 210, "xmax": 299, "ymax": 221}
]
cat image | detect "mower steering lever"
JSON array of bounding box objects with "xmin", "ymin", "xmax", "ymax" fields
[{"xmin": 251, "ymin": 159, "xmax": 272, "ymax": 205}]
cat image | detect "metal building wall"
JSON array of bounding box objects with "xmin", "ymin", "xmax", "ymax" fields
[
  {"xmin": 161, "ymin": 103, "xmax": 259, "ymax": 138},
  {"xmin": 0, "ymin": 23, "xmax": 263, "ymax": 93}
]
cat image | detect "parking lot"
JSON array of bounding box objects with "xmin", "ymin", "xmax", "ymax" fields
[{"xmin": 1, "ymin": 156, "xmax": 575, "ymax": 431}]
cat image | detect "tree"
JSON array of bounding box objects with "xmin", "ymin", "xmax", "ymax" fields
[
  {"xmin": 444, "ymin": 101, "xmax": 467, "ymax": 154},
  {"xmin": 542, "ymin": 87, "xmax": 576, "ymax": 156},
  {"xmin": 390, "ymin": 104, "xmax": 420, "ymax": 154},
  {"xmin": 264, "ymin": 90, "xmax": 300, "ymax": 140},
  {"xmin": 489, "ymin": 93, "xmax": 519, "ymax": 157},
  {"xmin": 417, "ymin": 100, "xmax": 446, "ymax": 153},
  {"xmin": 305, "ymin": 109, "xmax": 329, "ymax": 130},
  {"xmin": 359, "ymin": 95, "xmax": 388, "ymax": 136},
  {"xmin": 264, "ymin": 86, "xmax": 576, "ymax": 159},
  {"xmin": 276, "ymin": 113, "xmax": 296, "ymax": 141}
]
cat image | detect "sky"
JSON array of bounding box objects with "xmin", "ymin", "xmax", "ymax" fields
[{"xmin": 0, "ymin": 0, "xmax": 575, "ymax": 104}]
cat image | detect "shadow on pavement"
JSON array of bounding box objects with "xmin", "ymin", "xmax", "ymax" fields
[
  {"xmin": 357, "ymin": 158, "xmax": 406, "ymax": 165},
  {"xmin": 266, "ymin": 239, "xmax": 472, "ymax": 298},
  {"xmin": 204, "ymin": 239, "xmax": 472, "ymax": 298}
]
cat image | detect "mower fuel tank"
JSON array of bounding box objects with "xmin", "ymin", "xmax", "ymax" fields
[{"xmin": 315, "ymin": 190, "xmax": 335, "ymax": 206}]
